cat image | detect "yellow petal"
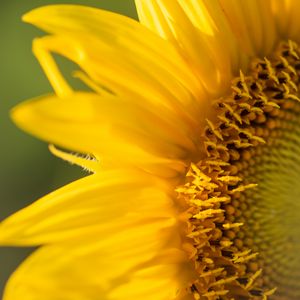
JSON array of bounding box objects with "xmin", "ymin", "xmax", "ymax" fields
[
  {"xmin": 136, "ymin": 0, "xmax": 279, "ymax": 95},
  {"xmin": 270, "ymin": 0, "xmax": 292, "ymax": 38},
  {"xmin": 11, "ymin": 92, "xmax": 191, "ymax": 176},
  {"xmin": 273, "ymin": 0, "xmax": 300, "ymax": 44},
  {"xmin": 136, "ymin": 0, "xmax": 233, "ymax": 96},
  {"xmin": 109, "ymin": 265, "xmax": 186, "ymax": 300},
  {"xmin": 218, "ymin": 0, "xmax": 277, "ymax": 56},
  {"xmin": 22, "ymin": 4, "xmax": 206, "ymax": 125},
  {"xmin": 3, "ymin": 236, "xmax": 186, "ymax": 300},
  {"xmin": 0, "ymin": 169, "xmax": 177, "ymax": 246}
]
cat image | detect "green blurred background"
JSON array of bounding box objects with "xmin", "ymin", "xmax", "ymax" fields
[{"xmin": 0, "ymin": 0, "xmax": 136, "ymax": 295}]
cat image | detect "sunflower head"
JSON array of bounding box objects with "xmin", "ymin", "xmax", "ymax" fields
[{"xmin": 2, "ymin": 1, "xmax": 300, "ymax": 300}]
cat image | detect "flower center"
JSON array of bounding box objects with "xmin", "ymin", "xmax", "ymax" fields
[{"xmin": 177, "ymin": 40, "xmax": 300, "ymax": 300}]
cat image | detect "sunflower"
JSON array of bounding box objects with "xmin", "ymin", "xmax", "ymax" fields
[{"xmin": 2, "ymin": 1, "xmax": 300, "ymax": 299}]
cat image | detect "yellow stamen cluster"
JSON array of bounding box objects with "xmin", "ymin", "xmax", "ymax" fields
[{"xmin": 177, "ymin": 40, "xmax": 300, "ymax": 299}]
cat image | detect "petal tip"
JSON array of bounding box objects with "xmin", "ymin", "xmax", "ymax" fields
[
  {"xmin": 21, "ymin": 7, "xmax": 43, "ymax": 24},
  {"xmin": 21, "ymin": 11, "xmax": 32, "ymax": 23},
  {"xmin": 10, "ymin": 102, "xmax": 31, "ymax": 131},
  {"xmin": 21, "ymin": 5, "xmax": 60, "ymax": 24}
]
